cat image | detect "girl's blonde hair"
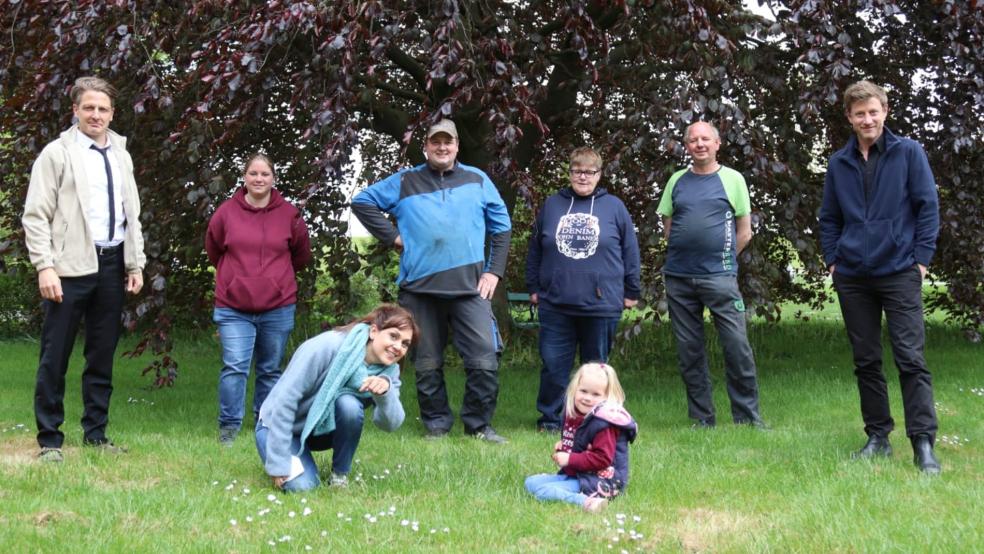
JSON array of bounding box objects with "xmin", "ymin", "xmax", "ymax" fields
[{"xmin": 563, "ymin": 362, "xmax": 625, "ymax": 418}]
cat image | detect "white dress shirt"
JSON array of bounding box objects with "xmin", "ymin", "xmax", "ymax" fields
[{"xmin": 75, "ymin": 129, "xmax": 126, "ymax": 246}]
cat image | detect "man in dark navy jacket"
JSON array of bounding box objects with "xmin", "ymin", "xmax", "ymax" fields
[{"xmin": 820, "ymin": 80, "xmax": 941, "ymax": 474}]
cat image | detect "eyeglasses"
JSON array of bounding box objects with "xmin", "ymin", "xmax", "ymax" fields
[{"xmin": 570, "ymin": 169, "xmax": 601, "ymax": 177}]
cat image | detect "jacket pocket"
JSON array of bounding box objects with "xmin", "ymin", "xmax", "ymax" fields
[
  {"xmin": 543, "ymin": 269, "xmax": 603, "ymax": 309},
  {"xmin": 835, "ymin": 222, "xmax": 864, "ymax": 268},
  {"xmin": 863, "ymin": 219, "xmax": 901, "ymax": 269},
  {"xmin": 225, "ymin": 276, "xmax": 285, "ymax": 313}
]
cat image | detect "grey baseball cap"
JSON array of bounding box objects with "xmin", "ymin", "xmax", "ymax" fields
[{"xmin": 426, "ymin": 119, "xmax": 458, "ymax": 140}]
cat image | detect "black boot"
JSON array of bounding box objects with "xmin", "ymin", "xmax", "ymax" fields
[
  {"xmin": 853, "ymin": 434, "xmax": 892, "ymax": 459},
  {"xmin": 911, "ymin": 434, "xmax": 941, "ymax": 475}
]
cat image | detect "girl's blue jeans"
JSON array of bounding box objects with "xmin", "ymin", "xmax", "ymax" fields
[
  {"xmin": 524, "ymin": 473, "xmax": 588, "ymax": 507},
  {"xmin": 255, "ymin": 393, "xmax": 366, "ymax": 492}
]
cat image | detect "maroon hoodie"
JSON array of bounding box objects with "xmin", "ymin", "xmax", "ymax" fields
[{"xmin": 206, "ymin": 187, "xmax": 311, "ymax": 312}]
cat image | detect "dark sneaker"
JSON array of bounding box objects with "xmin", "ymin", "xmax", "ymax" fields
[
  {"xmin": 737, "ymin": 418, "xmax": 770, "ymax": 431},
  {"xmin": 423, "ymin": 428, "xmax": 450, "ymax": 440},
  {"xmin": 471, "ymin": 426, "xmax": 508, "ymax": 444},
  {"xmin": 691, "ymin": 419, "xmax": 716, "ymax": 430},
  {"xmin": 219, "ymin": 427, "xmax": 239, "ymax": 447},
  {"xmin": 84, "ymin": 439, "xmax": 128, "ymax": 454},
  {"xmin": 38, "ymin": 447, "xmax": 64, "ymax": 463},
  {"xmin": 537, "ymin": 423, "xmax": 561, "ymax": 433}
]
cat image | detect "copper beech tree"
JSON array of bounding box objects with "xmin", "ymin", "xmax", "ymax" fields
[{"xmin": 1, "ymin": 0, "xmax": 981, "ymax": 384}]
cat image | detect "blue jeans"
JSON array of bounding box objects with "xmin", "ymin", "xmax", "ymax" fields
[
  {"xmin": 255, "ymin": 394, "xmax": 366, "ymax": 493},
  {"xmin": 214, "ymin": 304, "xmax": 296, "ymax": 430},
  {"xmin": 524, "ymin": 473, "xmax": 587, "ymax": 507},
  {"xmin": 536, "ymin": 307, "xmax": 619, "ymax": 429}
]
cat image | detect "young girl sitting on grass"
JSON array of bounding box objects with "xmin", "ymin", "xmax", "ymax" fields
[{"xmin": 524, "ymin": 362, "xmax": 638, "ymax": 513}]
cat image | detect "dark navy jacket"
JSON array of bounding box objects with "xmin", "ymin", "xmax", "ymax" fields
[
  {"xmin": 525, "ymin": 187, "xmax": 641, "ymax": 317},
  {"xmin": 352, "ymin": 162, "xmax": 511, "ymax": 296},
  {"xmin": 819, "ymin": 127, "xmax": 939, "ymax": 278}
]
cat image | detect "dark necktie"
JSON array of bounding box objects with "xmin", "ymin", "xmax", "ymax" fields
[{"xmin": 90, "ymin": 144, "xmax": 115, "ymax": 242}]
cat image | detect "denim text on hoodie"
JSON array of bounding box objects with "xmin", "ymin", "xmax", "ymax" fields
[{"xmin": 525, "ymin": 187, "xmax": 641, "ymax": 318}]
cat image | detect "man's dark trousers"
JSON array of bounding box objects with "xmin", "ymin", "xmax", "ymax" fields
[
  {"xmin": 35, "ymin": 245, "xmax": 125, "ymax": 448},
  {"xmin": 833, "ymin": 265, "xmax": 938, "ymax": 440},
  {"xmin": 398, "ymin": 290, "xmax": 501, "ymax": 434}
]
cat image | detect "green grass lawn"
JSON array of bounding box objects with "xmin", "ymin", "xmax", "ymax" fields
[{"xmin": 1, "ymin": 314, "xmax": 982, "ymax": 553}]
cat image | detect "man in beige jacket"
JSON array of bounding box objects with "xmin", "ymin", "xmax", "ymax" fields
[{"xmin": 22, "ymin": 76, "xmax": 146, "ymax": 462}]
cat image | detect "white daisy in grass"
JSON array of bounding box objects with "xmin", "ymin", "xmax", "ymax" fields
[
  {"xmin": 288, "ymin": 511, "xmax": 296, "ymax": 518},
  {"xmin": 229, "ymin": 519, "xmax": 237, "ymax": 526},
  {"xmin": 303, "ymin": 507, "xmax": 312, "ymax": 516}
]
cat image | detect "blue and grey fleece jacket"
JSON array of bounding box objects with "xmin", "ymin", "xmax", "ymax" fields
[{"xmin": 352, "ymin": 162, "xmax": 512, "ymax": 297}]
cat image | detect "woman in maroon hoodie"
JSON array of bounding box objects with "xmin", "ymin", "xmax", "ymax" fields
[{"xmin": 206, "ymin": 153, "xmax": 312, "ymax": 446}]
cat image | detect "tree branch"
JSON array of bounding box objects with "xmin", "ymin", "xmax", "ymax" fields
[
  {"xmin": 355, "ymin": 73, "xmax": 429, "ymax": 104},
  {"xmin": 385, "ymin": 44, "xmax": 428, "ymax": 91}
]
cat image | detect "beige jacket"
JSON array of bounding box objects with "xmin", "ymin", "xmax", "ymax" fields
[{"xmin": 22, "ymin": 127, "xmax": 146, "ymax": 277}]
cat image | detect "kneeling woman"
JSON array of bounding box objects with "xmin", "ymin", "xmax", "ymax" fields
[{"xmin": 256, "ymin": 304, "xmax": 418, "ymax": 492}]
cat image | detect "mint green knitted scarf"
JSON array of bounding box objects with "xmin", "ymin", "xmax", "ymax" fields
[{"xmin": 297, "ymin": 324, "xmax": 396, "ymax": 450}]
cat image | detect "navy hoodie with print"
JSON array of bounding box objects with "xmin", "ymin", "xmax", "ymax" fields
[{"xmin": 526, "ymin": 187, "xmax": 641, "ymax": 318}]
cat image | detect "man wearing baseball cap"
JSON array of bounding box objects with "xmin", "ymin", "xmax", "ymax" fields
[{"xmin": 352, "ymin": 119, "xmax": 512, "ymax": 443}]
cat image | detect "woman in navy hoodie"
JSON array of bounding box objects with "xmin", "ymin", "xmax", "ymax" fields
[
  {"xmin": 525, "ymin": 147, "xmax": 641, "ymax": 432},
  {"xmin": 206, "ymin": 153, "xmax": 312, "ymax": 446}
]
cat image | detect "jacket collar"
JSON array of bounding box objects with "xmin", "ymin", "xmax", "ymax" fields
[
  {"xmin": 59, "ymin": 125, "xmax": 128, "ymax": 151},
  {"xmin": 840, "ymin": 126, "xmax": 900, "ymax": 161}
]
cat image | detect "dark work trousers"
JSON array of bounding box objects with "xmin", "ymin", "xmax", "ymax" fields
[
  {"xmin": 664, "ymin": 274, "xmax": 762, "ymax": 424},
  {"xmin": 35, "ymin": 245, "xmax": 125, "ymax": 448},
  {"xmin": 398, "ymin": 290, "xmax": 502, "ymax": 434},
  {"xmin": 832, "ymin": 265, "xmax": 938, "ymax": 440}
]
